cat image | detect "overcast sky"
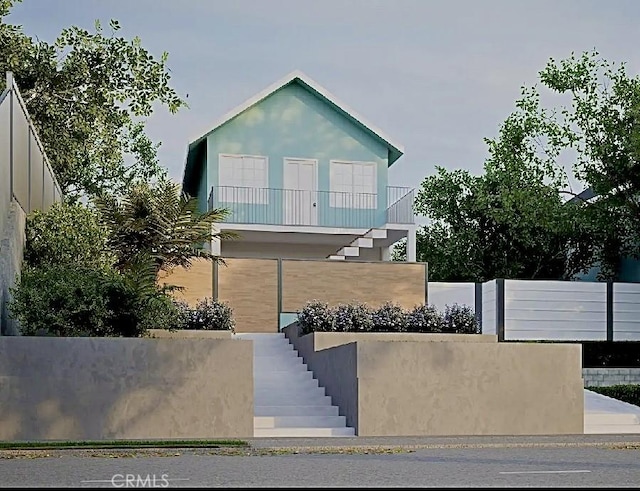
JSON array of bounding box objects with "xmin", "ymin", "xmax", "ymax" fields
[{"xmin": 7, "ymin": 0, "xmax": 640, "ymax": 193}]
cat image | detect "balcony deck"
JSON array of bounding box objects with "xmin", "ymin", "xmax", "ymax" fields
[{"xmin": 208, "ymin": 186, "xmax": 414, "ymax": 229}]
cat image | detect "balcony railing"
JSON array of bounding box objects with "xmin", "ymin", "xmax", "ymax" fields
[{"xmin": 208, "ymin": 185, "xmax": 414, "ymax": 228}]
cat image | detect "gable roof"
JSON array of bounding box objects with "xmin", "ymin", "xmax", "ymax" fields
[{"xmin": 187, "ymin": 70, "xmax": 405, "ymax": 165}]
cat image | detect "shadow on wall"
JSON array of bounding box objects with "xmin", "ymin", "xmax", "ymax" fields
[{"xmin": 0, "ymin": 337, "xmax": 253, "ymax": 440}]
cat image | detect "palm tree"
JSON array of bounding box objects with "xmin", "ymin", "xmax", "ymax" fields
[{"xmin": 94, "ymin": 179, "xmax": 234, "ymax": 278}]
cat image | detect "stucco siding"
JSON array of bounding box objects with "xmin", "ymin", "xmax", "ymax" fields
[{"xmin": 0, "ymin": 337, "xmax": 253, "ymax": 439}]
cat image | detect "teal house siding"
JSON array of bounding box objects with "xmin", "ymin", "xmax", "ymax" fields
[
  {"xmin": 207, "ymin": 83, "xmax": 387, "ymax": 228},
  {"xmin": 183, "ymin": 74, "xmax": 403, "ymax": 229}
]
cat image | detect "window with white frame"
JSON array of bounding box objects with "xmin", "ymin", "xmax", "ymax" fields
[
  {"xmin": 329, "ymin": 160, "xmax": 377, "ymax": 208},
  {"xmin": 218, "ymin": 154, "xmax": 269, "ymax": 204}
]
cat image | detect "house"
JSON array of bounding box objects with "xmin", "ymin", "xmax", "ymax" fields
[{"xmin": 181, "ymin": 70, "xmax": 417, "ymax": 262}]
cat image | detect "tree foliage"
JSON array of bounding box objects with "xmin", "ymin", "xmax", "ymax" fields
[
  {"xmin": 1, "ymin": 0, "xmax": 186, "ymax": 198},
  {"xmin": 400, "ymin": 51, "xmax": 640, "ymax": 281},
  {"xmin": 94, "ymin": 180, "xmax": 234, "ymax": 278},
  {"xmin": 24, "ymin": 202, "xmax": 113, "ymax": 270},
  {"xmin": 9, "ymin": 264, "xmax": 151, "ymax": 337}
]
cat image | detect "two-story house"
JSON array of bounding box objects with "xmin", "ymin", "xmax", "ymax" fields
[{"xmin": 181, "ymin": 70, "xmax": 416, "ymax": 262}]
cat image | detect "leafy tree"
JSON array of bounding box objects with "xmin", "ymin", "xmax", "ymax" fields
[
  {"xmin": 396, "ymin": 159, "xmax": 583, "ymax": 282},
  {"xmin": 94, "ymin": 180, "xmax": 234, "ymax": 278},
  {"xmin": 511, "ymin": 51, "xmax": 640, "ymax": 279},
  {"xmin": 24, "ymin": 202, "xmax": 113, "ymax": 270},
  {"xmin": 0, "ymin": 0, "xmax": 186, "ymax": 198},
  {"xmin": 399, "ymin": 50, "xmax": 640, "ymax": 281}
]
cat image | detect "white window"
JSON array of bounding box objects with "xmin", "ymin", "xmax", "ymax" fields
[
  {"xmin": 329, "ymin": 160, "xmax": 377, "ymax": 209},
  {"xmin": 218, "ymin": 154, "xmax": 269, "ymax": 203}
]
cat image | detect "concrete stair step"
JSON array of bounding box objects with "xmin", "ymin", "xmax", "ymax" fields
[
  {"xmin": 254, "ymin": 354, "xmax": 303, "ymax": 363},
  {"xmin": 254, "ymin": 370, "xmax": 314, "ymax": 382},
  {"xmin": 255, "ymin": 405, "xmax": 340, "ymax": 417},
  {"xmin": 254, "ymin": 348, "xmax": 297, "ymax": 357},
  {"xmin": 235, "ymin": 333, "xmax": 285, "ymax": 339},
  {"xmin": 255, "ymin": 386, "xmax": 326, "ymax": 398},
  {"xmin": 584, "ymin": 413, "xmax": 640, "ymax": 425},
  {"xmin": 337, "ymin": 246, "xmax": 360, "ymax": 257},
  {"xmin": 254, "ymin": 394, "xmax": 332, "ymax": 406},
  {"xmin": 364, "ymin": 228, "xmax": 387, "ymax": 239},
  {"xmin": 350, "ymin": 237, "xmax": 373, "ymax": 248},
  {"xmin": 253, "ymin": 365, "xmax": 309, "ymax": 374},
  {"xmin": 584, "ymin": 424, "xmax": 640, "ymax": 434},
  {"xmin": 327, "ymin": 255, "xmax": 345, "ymax": 260},
  {"xmin": 256, "ymin": 378, "xmax": 319, "ymax": 389},
  {"xmin": 254, "ymin": 415, "xmax": 347, "ymax": 429},
  {"xmin": 253, "ymin": 427, "xmax": 355, "ymax": 437}
]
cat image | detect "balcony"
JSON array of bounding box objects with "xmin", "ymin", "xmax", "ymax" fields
[{"xmin": 208, "ymin": 186, "xmax": 414, "ymax": 229}]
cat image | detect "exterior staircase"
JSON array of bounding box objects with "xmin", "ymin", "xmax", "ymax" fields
[
  {"xmin": 327, "ymin": 227, "xmax": 387, "ymax": 260},
  {"xmin": 234, "ymin": 333, "xmax": 355, "ymax": 437}
]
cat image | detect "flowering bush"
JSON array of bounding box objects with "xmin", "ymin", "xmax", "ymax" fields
[
  {"xmin": 371, "ymin": 302, "xmax": 407, "ymax": 332},
  {"xmin": 295, "ymin": 300, "xmax": 477, "ymax": 335},
  {"xmin": 169, "ymin": 298, "xmax": 235, "ymax": 331},
  {"xmin": 443, "ymin": 303, "xmax": 479, "ymax": 334},
  {"xmin": 405, "ymin": 304, "xmax": 445, "ymax": 333},
  {"xmin": 297, "ymin": 300, "xmax": 334, "ymax": 335},
  {"xmin": 333, "ymin": 302, "xmax": 374, "ymax": 332}
]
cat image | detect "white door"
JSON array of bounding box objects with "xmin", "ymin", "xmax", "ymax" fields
[{"xmin": 283, "ymin": 159, "xmax": 317, "ymax": 225}]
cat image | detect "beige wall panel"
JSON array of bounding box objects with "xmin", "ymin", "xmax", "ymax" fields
[
  {"xmin": 217, "ymin": 258, "xmax": 278, "ymax": 333},
  {"xmin": 282, "ymin": 260, "xmax": 426, "ymax": 311},
  {"xmin": 159, "ymin": 259, "xmax": 213, "ymax": 307}
]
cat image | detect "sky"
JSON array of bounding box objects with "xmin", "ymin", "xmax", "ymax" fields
[{"xmin": 7, "ymin": 0, "xmax": 640, "ymax": 194}]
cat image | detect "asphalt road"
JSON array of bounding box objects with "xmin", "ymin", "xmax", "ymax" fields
[{"xmin": 2, "ymin": 445, "xmax": 640, "ymax": 488}]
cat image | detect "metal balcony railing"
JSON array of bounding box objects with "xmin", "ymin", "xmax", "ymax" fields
[
  {"xmin": 386, "ymin": 186, "xmax": 415, "ymax": 224},
  {"xmin": 208, "ymin": 185, "xmax": 415, "ymax": 228}
]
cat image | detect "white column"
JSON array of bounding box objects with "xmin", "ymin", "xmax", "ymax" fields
[
  {"xmin": 406, "ymin": 227, "xmax": 417, "ymax": 262},
  {"xmin": 382, "ymin": 246, "xmax": 391, "ymax": 261},
  {"xmin": 210, "ymin": 224, "xmax": 221, "ymax": 255}
]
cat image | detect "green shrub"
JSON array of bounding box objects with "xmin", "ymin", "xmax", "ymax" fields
[
  {"xmin": 333, "ymin": 302, "xmax": 373, "ymax": 333},
  {"xmin": 9, "ymin": 264, "xmax": 155, "ymax": 337},
  {"xmin": 587, "ymin": 385, "xmax": 640, "ymax": 407},
  {"xmin": 24, "ymin": 202, "xmax": 113, "ymax": 270},
  {"xmin": 182, "ymin": 298, "xmax": 235, "ymax": 331},
  {"xmin": 371, "ymin": 302, "xmax": 407, "ymax": 332},
  {"xmin": 442, "ymin": 303, "xmax": 479, "ymax": 334},
  {"xmin": 138, "ymin": 295, "xmax": 186, "ymax": 332},
  {"xmin": 295, "ymin": 301, "xmax": 478, "ymax": 336},
  {"xmin": 406, "ymin": 304, "xmax": 444, "ymax": 333},
  {"xmin": 297, "ymin": 300, "xmax": 334, "ymax": 335}
]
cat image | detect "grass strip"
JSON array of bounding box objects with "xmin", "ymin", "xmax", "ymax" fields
[{"xmin": 0, "ymin": 439, "xmax": 248, "ymax": 450}]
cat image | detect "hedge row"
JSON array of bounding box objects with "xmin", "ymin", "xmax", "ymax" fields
[
  {"xmin": 587, "ymin": 384, "xmax": 640, "ymax": 408},
  {"xmin": 296, "ymin": 301, "xmax": 479, "ymax": 335}
]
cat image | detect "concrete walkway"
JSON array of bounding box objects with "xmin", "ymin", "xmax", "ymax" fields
[{"xmin": 584, "ymin": 389, "xmax": 640, "ymax": 434}]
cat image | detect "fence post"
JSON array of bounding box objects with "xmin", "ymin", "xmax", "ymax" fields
[
  {"xmin": 424, "ymin": 263, "xmax": 429, "ymax": 304},
  {"xmin": 7, "ymin": 72, "xmax": 14, "ymax": 199},
  {"xmin": 496, "ymin": 279, "xmax": 505, "ymax": 342},
  {"xmin": 475, "ymin": 282, "xmax": 483, "ymax": 329},
  {"xmin": 212, "ymin": 261, "xmax": 218, "ymax": 300},
  {"xmin": 607, "ymin": 281, "xmax": 614, "ymax": 342},
  {"xmin": 277, "ymin": 258, "xmax": 283, "ymax": 324}
]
